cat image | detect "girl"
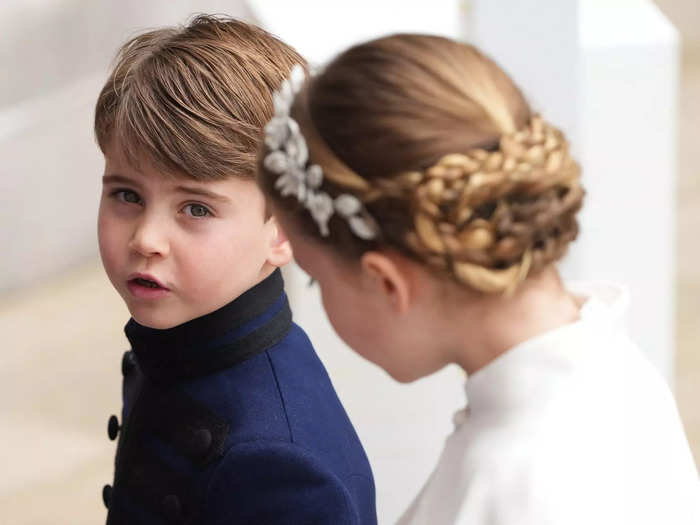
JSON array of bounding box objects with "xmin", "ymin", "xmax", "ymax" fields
[{"xmin": 258, "ymin": 34, "xmax": 700, "ymax": 524}]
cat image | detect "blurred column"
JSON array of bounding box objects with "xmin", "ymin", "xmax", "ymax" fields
[
  {"xmin": 470, "ymin": 0, "xmax": 679, "ymax": 384},
  {"xmin": 577, "ymin": 1, "xmax": 678, "ymax": 386}
]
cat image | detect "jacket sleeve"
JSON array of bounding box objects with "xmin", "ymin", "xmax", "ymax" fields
[{"xmin": 204, "ymin": 440, "xmax": 360, "ymax": 525}]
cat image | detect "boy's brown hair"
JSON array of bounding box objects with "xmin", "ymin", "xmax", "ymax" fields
[{"xmin": 95, "ymin": 14, "xmax": 305, "ymax": 180}]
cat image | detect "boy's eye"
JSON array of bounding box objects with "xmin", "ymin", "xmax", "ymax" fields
[
  {"xmin": 184, "ymin": 203, "xmax": 211, "ymax": 218},
  {"xmin": 114, "ymin": 190, "xmax": 141, "ymax": 204}
]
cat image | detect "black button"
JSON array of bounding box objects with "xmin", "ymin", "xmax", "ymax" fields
[
  {"xmin": 121, "ymin": 350, "xmax": 136, "ymax": 376},
  {"xmin": 107, "ymin": 415, "xmax": 120, "ymax": 441},
  {"xmin": 162, "ymin": 494, "xmax": 182, "ymax": 521},
  {"xmin": 190, "ymin": 428, "xmax": 212, "ymax": 457},
  {"xmin": 102, "ymin": 484, "xmax": 112, "ymax": 508}
]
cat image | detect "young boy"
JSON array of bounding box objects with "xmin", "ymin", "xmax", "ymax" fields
[{"xmin": 94, "ymin": 16, "xmax": 376, "ymax": 524}]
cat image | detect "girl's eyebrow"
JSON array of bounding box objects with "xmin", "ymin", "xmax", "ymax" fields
[{"xmin": 174, "ymin": 184, "xmax": 231, "ymax": 203}]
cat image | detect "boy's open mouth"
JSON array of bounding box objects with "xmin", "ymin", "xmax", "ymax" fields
[
  {"xmin": 126, "ymin": 275, "xmax": 170, "ymax": 298},
  {"xmin": 131, "ymin": 277, "xmax": 163, "ymax": 289}
]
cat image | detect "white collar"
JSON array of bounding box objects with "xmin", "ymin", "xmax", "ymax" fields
[{"xmin": 463, "ymin": 281, "xmax": 630, "ymax": 415}]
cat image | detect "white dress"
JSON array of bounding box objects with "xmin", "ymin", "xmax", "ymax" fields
[{"xmin": 397, "ymin": 282, "xmax": 700, "ymax": 525}]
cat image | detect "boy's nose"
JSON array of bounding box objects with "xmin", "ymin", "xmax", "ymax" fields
[{"xmin": 128, "ymin": 217, "xmax": 170, "ymax": 258}]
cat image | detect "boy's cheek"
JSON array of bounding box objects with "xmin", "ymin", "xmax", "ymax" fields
[
  {"xmin": 97, "ymin": 215, "xmax": 115, "ymax": 260},
  {"xmin": 97, "ymin": 214, "xmax": 124, "ymax": 279},
  {"xmin": 182, "ymin": 238, "xmax": 263, "ymax": 298},
  {"xmin": 97, "ymin": 200, "xmax": 114, "ymax": 242}
]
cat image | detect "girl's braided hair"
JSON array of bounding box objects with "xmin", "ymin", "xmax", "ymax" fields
[{"xmin": 259, "ymin": 34, "xmax": 584, "ymax": 294}]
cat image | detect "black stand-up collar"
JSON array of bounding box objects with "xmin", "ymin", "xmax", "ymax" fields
[{"xmin": 125, "ymin": 269, "xmax": 292, "ymax": 386}]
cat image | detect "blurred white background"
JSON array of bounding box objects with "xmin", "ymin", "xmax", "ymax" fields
[{"xmin": 0, "ymin": 1, "xmax": 698, "ymax": 523}]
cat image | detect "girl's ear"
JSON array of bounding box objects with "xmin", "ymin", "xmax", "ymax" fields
[
  {"xmin": 359, "ymin": 251, "xmax": 413, "ymax": 314},
  {"xmin": 265, "ymin": 216, "xmax": 293, "ymax": 268}
]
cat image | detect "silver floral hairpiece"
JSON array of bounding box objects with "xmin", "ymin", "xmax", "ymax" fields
[{"xmin": 263, "ymin": 64, "xmax": 378, "ymax": 240}]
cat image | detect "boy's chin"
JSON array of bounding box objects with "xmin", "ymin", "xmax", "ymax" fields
[
  {"xmin": 127, "ymin": 305, "xmax": 193, "ymax": 330},
  {"xmin": 130, "ymin": 312, "xmax": 181, "ymax": 330}
]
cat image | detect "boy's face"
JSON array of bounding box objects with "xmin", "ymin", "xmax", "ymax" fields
[{"xmin": 98, "ymin": 143, "xmax": 289, "ymax": 329}]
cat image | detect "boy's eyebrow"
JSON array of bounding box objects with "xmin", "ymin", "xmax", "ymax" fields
[
  {"xmin": 102, "ymin": 174, "xmax": 140, "ymax": 186},
  {"xmin": 174, "ymin": 184, "xmax": 231, "ymax": 203},
  {"xmin": 102, "ymin": 175, "xmax": 231, "ymax": 203}
]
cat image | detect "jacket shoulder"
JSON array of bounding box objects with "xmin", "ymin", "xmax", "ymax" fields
[{"xmin": 204, "ymin": 440, "xmax": 360, "ymax": 525}]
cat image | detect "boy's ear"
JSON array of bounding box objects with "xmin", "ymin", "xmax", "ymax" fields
[
  {"xmin": 359, "ymin": 251, "xmax": 412, "ymax": 314},
  {"xmin": 265, "ymin": 216, "xmax": 293, "ymax": 268}
]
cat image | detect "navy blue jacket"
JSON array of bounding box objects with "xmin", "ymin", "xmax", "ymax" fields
[{"xmin": 103, "ymin": 270, "xmax": 376, "ymax": 524}]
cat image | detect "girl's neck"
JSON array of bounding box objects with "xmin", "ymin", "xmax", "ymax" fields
[{"xmin": 442, "ymin": 266, "xmax": 582, "ymax": 375}]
